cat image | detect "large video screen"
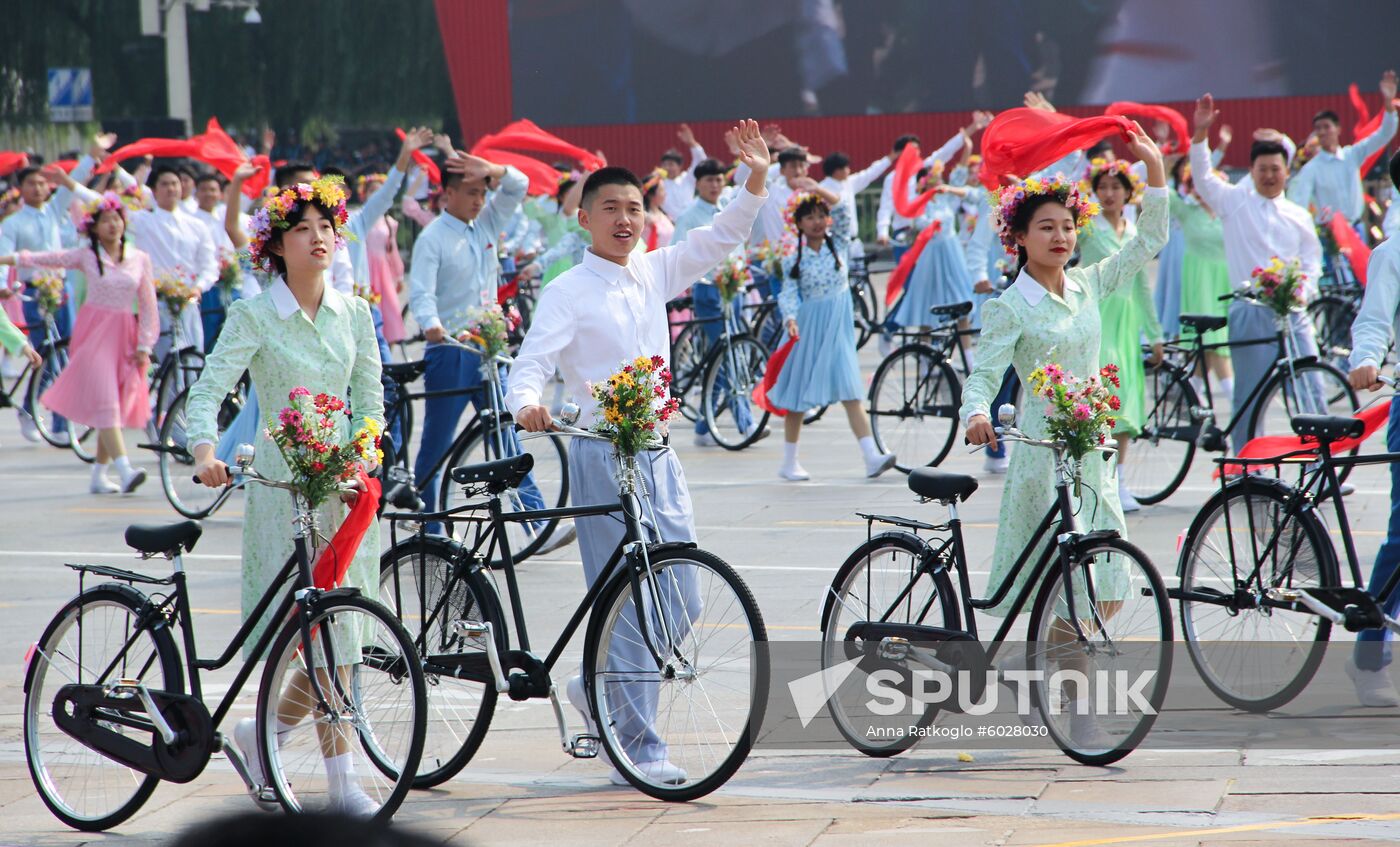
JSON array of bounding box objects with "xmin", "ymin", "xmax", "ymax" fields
[{"xmin": 509, "ymin": 0, "xmax": 1400, "ymax": 125}]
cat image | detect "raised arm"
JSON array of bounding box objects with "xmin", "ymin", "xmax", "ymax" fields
[
  {"xmin": 1189, "ymin": 95, "xmax": 1236, "ymax": 215},
  {"xmin": 1350, "ymin": 70, "xmax": 1399, "ymax": 165},
  {"xmin": 847, "ymin": 154, "xmax": 893, "ymax": 194},
  {"xmin": 225, "ymin": 162, "xmax": 258, "ymax": 248},
  {"xmin": 4, "ymin": 247, "xmax": 90, "ymax": 271}
]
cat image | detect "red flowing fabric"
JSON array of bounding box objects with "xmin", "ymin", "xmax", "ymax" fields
[
  {"xmin": 1215, "ymin": 401, "xmax": 1390, "ymax": 478},
  {"xmin": 0, "ymin": 152, "xmax": 29, "ymax": 177},
  {"xmin": 890, "ymin": 144, "xmax": 940, "ymax": 219},
  {"xmin": 751, "ymin": 337, "xmax": 797, "ymax": 416},
  {"xmin": 1348, "ymin": 83, "xmax": 1399, "ymax": 177},
  {"xmin": 49, "ymin": 159, "xmax": 78, "ymax": 173},
  {"xmin": 473, "ymin": 146, "xmax": 562, "ymax": 196},
  {"xmin": 496, "ymin": 278, "xmax": 519, "ymax": 305},
  {"xmin": 979, "ymin": 109, "xmax": 1135, "ymax": 189},
  {"xmin": 97, "ymin": 118, "xmax": 271, "ymax": 197},
  {"xmin": 883, "ymin": 220, "xmax": 942, "ymax": 307},
  {"xmin": 394, "ymin": 127, "xmax": 441, "ymax": 185},
  {"xmin": 1328, "ymin": 211, "xmax": 1373, "ymax": 285},
  {"xmin": 96, "ymin": 138, "xmax": 200, "ymax": 172},
  {"xmin": 471, "ymin": 119, "xmax": 605, "ymax": 172},
  {"xmin": 310, "ymin": 471, "xmax": 381, "ymax": 590},
  {"xmin": 1104, "ymin": 102, "xmax": 1189, "ymax": 154}
]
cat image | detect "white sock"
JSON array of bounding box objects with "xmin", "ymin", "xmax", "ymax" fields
[
  {"xmin": 1219, "ymin": 377, "xmax": 1234, "ymax": 401},
  {"xmin": 782, "ymin": 441, "xmax": 800, "ymax": 467},
  {"xmin": 91, "ymin": 462, "xmax": 109, "ymax": 482},
  {"xmin": 113, "ymin": 455, "xmax": 132, "ymax": 474},
  {"xmin": 324, "ymin": 751, "xmax": 358, "ymax": 795},
  {"xmin": 857, "ymin": 435, "xmax": 881, "ymax": 462},
  {"xmin": 276, "ymin": 718, "xmax": 296, "ymax": 746}
]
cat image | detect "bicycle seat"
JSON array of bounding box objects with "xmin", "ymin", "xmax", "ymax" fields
[
  {"xmin": 449, "ymin": 453, "xmax": 535, "ymax": 492},
  {"xmin": 1291, "ymin": 414, "xmax": 1363, "ymax": 443},
  {"xmin": 1179, "ymin": 314, "xmax": 1228, "ymax": 333},
  {"xmin": 908, "ymin": 468, "xmax": 979, "ymax": 502},
  {"xmin": 382, "ymin": 359, "xmax": 427, "ymax": 384},
  {"xmin": 929, "ymin": 301, "xmax": 973, "ymax": 320},
  {"xmin": 125, "ymin": 520, "xmax": 203, "ymax": 555}
]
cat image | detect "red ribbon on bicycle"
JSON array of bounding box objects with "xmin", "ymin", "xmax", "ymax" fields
[
  {"xmin": 1216, "ymin": 401, "xmax": 1390, "ymax": 477},
  {"xmin": 884, "ymin": 220, "xmax": 942, "ymax": 307},
  {"xmin": 752, "ymin": 337, "xmax": 797, "ymax": 416},
  {"xmin": 311, "ymin": 470, "xmax": 381, "ymax": 589},
  {"xmin": 1327, "ymin": 211, "xmax": 1372, "ymax": 286}
]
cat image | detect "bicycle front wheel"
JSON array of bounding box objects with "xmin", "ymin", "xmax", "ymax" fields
[
  {"xmin": 1025, "ymin": 537, "xmax": 1172, "ymax": 766},
  {"xmin": 158, "ymin": 388, "xmax": 227, "ymax": 519},
  {"xmin": 257, "ymin": 593, "xmax": 425, "ymax": 823},
  {"xmin": 1249, "ymin": 360, "xmax": 1357, "ymax": 442},
  {"xmin": 1307, "ymin": 295, "xmax": 1357, "ymax": 374},
  {"xmin": 1122, "ymin": 369, "xmax": 1197, "ymax": 505},
  {"xmin": 1178, "ymin": 477, "xmax": 1337, "ymax": 711},
  {"xmin": 24, "ymin": 584, "xmax": 183, "ymax": 831},
  {"xmin": 701, "ymin": 335, "xmax": 772, "ymax": 450},
  {"xmin": 583, "ymin": 546, "xmax": 768, "ymax": 801},
  {"xmin": 153, "ymin": 349, "xmax": 204, "ymax": 430},
  {"xmin": 868, "ymin": 345, "xmax": 960, "ymax": 471},
  {"xmin": 28, "ymin": 342, "xmax": 71, "ymax": 448},
  {"xmin": 378, "ymin": 536, "xmax": 504, "ymax": 787}
]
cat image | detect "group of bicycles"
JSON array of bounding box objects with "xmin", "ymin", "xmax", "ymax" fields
[{"xmin": 19, "ymin": 249, "xmax": 1399, "ymax": 832}]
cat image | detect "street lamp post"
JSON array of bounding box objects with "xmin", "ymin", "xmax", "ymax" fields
[{"xmin": 140, "ymin": 0, "xmax": 260, "ymax": 136}]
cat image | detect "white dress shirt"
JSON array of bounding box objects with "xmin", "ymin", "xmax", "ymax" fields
[
  {"xmin": 820, "ymin": 154, "xmax": 891, "ymax": 258},
  {"xmin": 1189, "ymin": 140, "xmax": 1322, "ymax": 297},
  {"xmin": 660, "ymin": 143, "xmax": 707, "ymax": 221},
  {"xmin": 876, "ymin": 131, "xmax": 965, "ymax": 240},
  {"xmin": 128, "ymin": 206, "xmax": 219, "ymax": 291},
  {"xmin": 1289, "ymin": 110, "xmax": 1398, "ymax": 223},
  {"xmin": 506, "ymin": 186, "xmax": 766, "ymax": 428},
  {"xmin": 1348, "ymin": 238, "xmax": 1400, "ymax": 369}
]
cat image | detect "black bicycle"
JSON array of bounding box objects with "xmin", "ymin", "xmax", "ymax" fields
[
  {"xmin": 8, "ymin": 297, "xmax": 102, "ymax": 461},
  {"xmin": 1123, "ymin": 292, "xmax": 1358, "ymax": 504},
  {"xmin": 144, "ymin": 380, "xmax": 251, "ymax": 518},
  {"xmin": 376, "ymin": 405, "xmax": 768, "ymax": 799},
  {"xmin": 22, "ymin": 448, "xmax": 426, "ymax": 830},
  {"xmin": 821, "ymin": 404, "xmax": 1172, "ymax": 765},
  {"xmin": 1171, "ymin": 398, "xmax": 1400, "ymax": 712}
]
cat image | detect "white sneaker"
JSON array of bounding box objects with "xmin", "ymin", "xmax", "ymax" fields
[
  {"xmin": 1345, "ymin": 660, "xmax": 1400, "ymax": 708},
  {"xmin": 778, "ymin": 464, "xmax": 810, "ymax": 481},
  {"xmin": 693, "ymin": 431, "xmax": 718, "ymax": 447},
  {"xmin": 611, "ymin": 758, "xmax": 688, "ymax": 786},
  {"xmin": 1069, "ymin": 712, "xmax": 1118, "ymax": 751},
  {"xmin": 17, "ymin": 415, "xmax": 41, "ymax": 443},
  {"xmin": 119, "ymin": 467, "xmax": 147, "ymax": 494},
  {"xmin": 565, "ymin": 675, "xmax": 614, "ymax": 769},
  {"xmin": 1118, "ymin": 485, "xmax": 1142, "ymax": 513},
  {"xmin": 1340, "ymin": 482, "xmax": 1357, "ymax": 497},
  {"xmin": 877, "ymin": 333, "xmax": 895, "ymax": 357},
  {"xmin": 864, "ymin": 452, "xmax": 897, "ymax": 478},
  {"xmin": 983, "ymin": 454, "xmax": 1010, "ymax": 474},
  {"xmin": 233, "ymin": 718, "xmax": 278, "ymax": 807},
  {"xmin": 536, "ymin": 522, "xmax": 577, "ymax": 554},
  {"xmin": 90, "ymin": 475, "xmax": 120, "ymax": 495},
  {"xmin": 332, "ymin": 781, "xmax": 379, "ymax": 818}
]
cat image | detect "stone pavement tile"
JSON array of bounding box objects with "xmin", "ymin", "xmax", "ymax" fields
[
  {"xmin": 1036, "ymin": 779, "xmax": 1231, "ymax": 814},
  {"xmin": 859, "ymin": 768, "xmax": 1055, "ymax": 800},
  {"xmin": 658, "ymin": 797, "xmax": 975, "ymax": 825},
  {"xmin": 724, "ymin": 756, "xmax": 889, "ymax": 792},
  {"xmin": 811, "ymin": 815, "xmax": 1009, "ymax": 846},
  {"xmin": 1001, "ymin": 820, "xmax": 1203, "ymax": 845},
  {"xmin": 626, "ymin": 817, "xmax": 834, "ymax": 845},
  {"xmin": 1219, "ymin": 793, "xmax": 1400, "ymax": 816},
  {"xmin": 1197, "ymin": 841, "xmax": 1398, "ymax": 846},
  {"xmin": 450, "ymin": 795, "xmax": 665, "ymax": 846},
  {"xmin": 1227, "ymin": 770, "xmax": 1400, "ymax": 795}
]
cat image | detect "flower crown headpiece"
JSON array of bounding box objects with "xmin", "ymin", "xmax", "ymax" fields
[
  {"xmin": 993, "ymin": 174, "xmax": 1100, "ymax": 252},
  {"xmin": 641, "ymin": 167, "xmax": 667, "ymax": 194},
  {"xmin": 356, "ymin": 172, "xmax": 387, "ymax": 189},
  {"xmin": 247, "ymin": 175, "xmax": 350, "ymax": 273},
  {"xmin": 783, "ymin": 191, "xmax": 828, "ymax": 233},
  {"xmin": 73, "ymin": 191, "xmax": 128, "ymax": 235},
  {"xmin": 1084, "ymin": 157, "xmax": 1142, "ymax": 199}
]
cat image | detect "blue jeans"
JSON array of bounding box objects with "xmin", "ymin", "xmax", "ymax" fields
[
  {"xmin": 984, "ymin": 367, "xmax": 1019, "ymax": 460},
  {"xmin": 691, "ymin": 285, "xmax": 754, "ymax": 436},
  {"xmin": 413, "ymin": 344, "xmax": 545, "ymax": 532},
  {"xmin": 369, "ymin": 305, "xmax": 403, "ymax": 448},
  {"xmin": 1356, "ymin": 396, "xmax": 1400, "ymax": 671},
  {"xmin": 200, "ymin": 287, "xmax": 242, "ymax": 354},
  {"xmin": 22, "ymin": 280, "xmax": 73, "ymax": 434}
]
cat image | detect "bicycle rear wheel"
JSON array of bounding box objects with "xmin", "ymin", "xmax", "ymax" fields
[
  {"xmin": 868, "ymin": 345, "xmax": 960, "ymax": 471},
  {"xmin": 583, "ymin": 546, "xmax": 768, "ymax": 801},
  {"xmin": 257, "ymin": 593, "xmax": 425, "ymax": 823},
  {"xmin": 670, "ymin": 322, "xmax": 711, "ymax": 423},
  {"xmin": 28, "ymin": 342, "xmax": 71, "ymax": 447},
  {"xmin": 1122, "ymin": 368, "xmax": 1197, "ymax": 504},
  {"xmin": 153, "ymin": 349, "xmax": 204, "ymax": 431},
  {"xmin": 1025, "ymin": 537, "xmax": 1172, "ymax": 766},
  {"xmin": 439, "ymin": 424, "xmax": 570, "ymax": 561},
  {"xmin": 1178, "ymin": 477, "xmax": 1337, "ymax": 711},
  {"xmin": 24, "ymin": 584, "xmax": 182, "ymax": 831},
  {"xmin": 701, "ymin": 335, "xmax": 771, "ymax": 450},
  {"xmin": 378, "ymin": 536, "xmax": 504, "ymax": 787},
  {"xmin": 1307, "ymin": 295, "xmax": 1357, "ymax": 374}
]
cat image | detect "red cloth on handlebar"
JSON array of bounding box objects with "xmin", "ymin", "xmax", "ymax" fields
[
  {"xmin": 884, "ymin": 220, "xmax": 942, "ymax": 307},
  {"xmin": 978, "ymin": 109, "xmax": 1135, "ymax": 189},
  {"xmin": 1215, "ymin": 400, "xmax": 1390, "ymax": 477},
  {"xmin": 752, "ymin": 337, "xmax": 797, "ymax": 416},
  {"xmin": 311, "ymin": 470, "xmax": 381, "ymax": 589}
]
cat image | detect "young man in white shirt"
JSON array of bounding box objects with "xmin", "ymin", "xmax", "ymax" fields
[
  {"xmin": 658, "ymin": 123, "xmax": 707, "ymax": 221},
  {"xmin": 1189, "ymin": 94, "xmax": 1323, "ymax": 452},
  {"xmin": 1290, "ymin": 70, "xmax": 1398, "ymax": 226},
  {"xmin": 508, "ymin": 119, "xmax": 771, "ymax": 789},
  {"xmin": 818, "ymin": 150, "xmax": 892, "ymax": 259}
]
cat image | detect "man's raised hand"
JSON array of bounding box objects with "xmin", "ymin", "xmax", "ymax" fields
[
  {"xmin": 1194, "ymin": 94, "xmax": 1219, "ymax": 133},
  {"xmin": 444, "ymin": 153, "xmax": 503, "ymax": 184},
  {"xmin": 1381, "ymin": 69, "xmax": 1398, "ymax": 109},
  {"xmin": 732, "ymin": 119, "xmax": 771, "ymax": 172},
  {"xmin": 677, "ymin": 123, "xmax": 697, "ymax": 148}
]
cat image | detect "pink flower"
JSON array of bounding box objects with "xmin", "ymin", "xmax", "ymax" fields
[
  {"xmin": 290, "ymin": 387, "xmax": 311, "ymax": 399},
  {"xmin": 1072, "ymin": 403, "xmax": 1091, "ymax": 421}
]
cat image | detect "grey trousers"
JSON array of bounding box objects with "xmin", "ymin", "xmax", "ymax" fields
[{"xmin": 1228, "ymin": 300, "xmax": 1319, "ymax": 453}]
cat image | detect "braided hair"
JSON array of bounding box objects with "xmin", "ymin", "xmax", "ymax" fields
[
  {"xmin": 788, "ymin": 195, "xmax": 841, "ymax": 280},
  {"xmin": 86, "ymin": 208, "xmax": 126, "ymax": 277}
]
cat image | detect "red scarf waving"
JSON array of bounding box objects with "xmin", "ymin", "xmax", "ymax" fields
[
  {"xmin": 979, "ymin": 109, "xmax": 1135, "ymax": 189},
  {"xmin": 884, "ymin": 220, "xmax": 943, "ymax": 307},
  {"xmin": 891, "ymin": 144, "xmax": 940, "ymax": 219},
  {"xmin": 1349, "ymin": 83, "xmax": 1399, "ymax": 177},
  {"xmin": 311, "ymin": 470, "xmax": 381, "ymax": 590},
  {"xmin": 1104, "ymin": 102, "xmax": 1189, "ymax": 155},
  {"xmin": 752, "ymin": 337, "xmax": 798, "ymax": 416},
  {"xmin": 1328, "ymin": 211, "xmax": 1372, "ymax": 285},
  {"xmin": 395, "ymin": 127, "xmax": 441, "ymax": 186}
]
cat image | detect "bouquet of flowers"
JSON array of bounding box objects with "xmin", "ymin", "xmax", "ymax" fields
[
  {"xmin": 1248, "ymin": 257, "xmax": 1307, "ymax": 317},
  {"xmin": 712, "ymin": 257, "xmax": 751, "ymax": 302},
  {"xmin": 266, "ymin": 387, "xmax": 383, "ymax": 509},
  {"xmin": 30, "ymin": 271, "xmax": 66, "ymax": 319},
  {"xmin": 352, "ymin": 279, "xmax": 381, "ymax": 306},
  {"xmin": 1027, "ymin": 362, "xmax": 1122, "ymax": 470},
  {"xmin": 749, "ymin": 239, "xmax": 789, "ymax": 278},
  {"xmin": 589, "ymin": 355, "xmax": 679, "ymax": 456},
  {"xmin": 216, "ymin": 248, "xmax": 241, "ymax": 300},
  {"xmin": 155, "ymin": 267, "xmax": 200, "ymax": 317},
  {"xmin": 455, "ymin": 304, "xmax": 519, "ymax": 360}
]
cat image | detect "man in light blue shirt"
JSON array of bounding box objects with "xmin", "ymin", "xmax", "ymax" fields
[
  {"xmin": 408, "ymin": 155, "xmax": 555, "ymax": 536},
  {"xmin": 1290, "ymin": 70, "xmax": 1398, "ymax": 225},
  {"xmin": 1346, "ymin": 153, "xmax": 1400, "ymax": 708}
]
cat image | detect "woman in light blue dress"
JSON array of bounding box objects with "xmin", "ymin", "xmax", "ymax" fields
[
  {"xmin": 889, "ymin": 169, "xmax": 975, "ymax": 333},
  {"xmin": 768, "ymin": 193, "xmax": 896, "ymax": 481}
]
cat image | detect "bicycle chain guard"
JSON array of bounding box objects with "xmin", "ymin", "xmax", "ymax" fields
[{"xmin": 52, "ymin": 684, "xmax": 215, "ymax": 783}]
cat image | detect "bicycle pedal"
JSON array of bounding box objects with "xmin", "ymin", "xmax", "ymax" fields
[
  {"xmin": 568, "ymin": 733, "xmax": 601, "ymax": 759},
  {"xmin": 451, "ymin": 620, "xmax": 489, "ymax": 639},
  {"xmin": 1266, "ymin": 587, "xmax": 1302, "ymax": 602}
]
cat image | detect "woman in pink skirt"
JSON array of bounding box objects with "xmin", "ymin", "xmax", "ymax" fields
[
  {"xmin": 0, "ymin": 192, "xmax": 158, "ymax": 493},
  {"xmin": 359, "ymin": 174, "xmax": 407, "ymax": 344}
]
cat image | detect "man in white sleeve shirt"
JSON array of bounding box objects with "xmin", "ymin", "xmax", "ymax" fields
[
  {"xmin": 1290, "ymin": 70, "xmax": 1398, "ymax": 226},
  {"xmin": 658, "ymin": 123, "xmax": 707, "ymax": 221}
]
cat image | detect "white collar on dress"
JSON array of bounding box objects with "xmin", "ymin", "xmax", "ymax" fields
[
  {"xmin": 268, "ymin": 277, "xmax": 343, "ymax": 320},
  {"xmin": 580, "ymin": 248, "xmax": 631, "ymax": 286},
  {"xmin": 1011, "ymin": 267, "xmax": 1081, "ymax": 306}
]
